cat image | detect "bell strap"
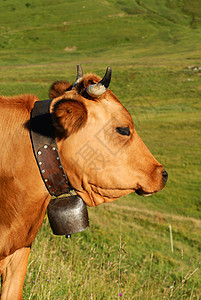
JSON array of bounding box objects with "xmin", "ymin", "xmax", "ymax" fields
[{"xmin": 30, "ymin": 99, "xmax": 72, "ymax": 196}]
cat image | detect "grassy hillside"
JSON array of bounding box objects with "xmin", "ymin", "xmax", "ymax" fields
[
  {"xmin": 1, "ymin": 0, "xmax": 201, "ymax": 66},
  {"xmin": 0, "ymin": 0, "xmax": 200, "ymax": 299}
]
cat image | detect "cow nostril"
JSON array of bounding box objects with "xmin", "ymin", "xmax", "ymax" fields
[{"xmin": 162, "ymin": 170, "xmax": 168, "ymax": 184}]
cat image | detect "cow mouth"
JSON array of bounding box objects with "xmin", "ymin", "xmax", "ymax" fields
[{"xmin": 135, "ymin": 188, "xmax": 153, "ymax": 196}]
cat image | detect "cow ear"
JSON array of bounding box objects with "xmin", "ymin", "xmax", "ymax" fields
[
  {"xmin": 51, "ymin": 99, "xmax": 87, "ymax": 137},
  {"xmin": 49, "ymin": 81, "xmax": 72, "ymax": 98}
]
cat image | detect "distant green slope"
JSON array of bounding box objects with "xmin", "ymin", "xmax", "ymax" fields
[{"xmin": 1, "ymin": 0, "xmax": 201, "ymax": 65}]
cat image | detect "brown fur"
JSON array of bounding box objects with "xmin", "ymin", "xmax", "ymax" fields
[
  {"xmin": 0, "ymin": 94, "xmax": 37, "ymax": 111},
  {"xmin": 0, "ymin": 71, "xmax": 167, "ymax": 299}
]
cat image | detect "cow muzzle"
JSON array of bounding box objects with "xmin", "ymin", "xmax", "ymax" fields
[{"xmin": 136, "ymin": 168, "xmax": 168, "ymax": 196}]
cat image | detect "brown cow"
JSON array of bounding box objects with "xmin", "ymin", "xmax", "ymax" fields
[{"xmin": 0, "ymin": 66, "xmax": 167, "ymax": 299}]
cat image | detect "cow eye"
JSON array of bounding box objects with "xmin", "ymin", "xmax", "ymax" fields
[{"xmin": 116, "ymin": 127, "xmax": 130, "ymax": 136}]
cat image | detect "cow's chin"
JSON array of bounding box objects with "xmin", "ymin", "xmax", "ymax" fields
[
  {"xmin": 75, "ymin": 184, "xmax": 161, "ymax": 206},
  {"xmin": 75, "ymin": 190, "xmax": 118, "ymax": 207},
  {"xmin": 75, "ymin": 186, "xmax": 157, "ymax": 206},
  {"xmin": 75, "ymin": 186, "xmax": 134, "ymax": 207}
]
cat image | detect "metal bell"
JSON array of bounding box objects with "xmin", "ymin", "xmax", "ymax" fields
[{"xmin": 47, "ymin": 195, "xmax": 89, "ymax": 236}]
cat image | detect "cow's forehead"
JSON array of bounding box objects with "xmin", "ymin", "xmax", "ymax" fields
[{"xmin": 92, "ymin": 90, "xmax": 134, "ymax": 127}]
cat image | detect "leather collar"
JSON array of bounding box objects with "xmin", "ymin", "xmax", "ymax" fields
[{"xmin": 30, "ymin": 99, "xmax": 72, "ymax": 196}]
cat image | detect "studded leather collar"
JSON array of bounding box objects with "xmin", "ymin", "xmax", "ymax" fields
[{"xmin": 30, "ymin": 99, "xmax": 72, "ymax": 196}]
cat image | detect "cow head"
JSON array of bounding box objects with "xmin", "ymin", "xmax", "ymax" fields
[{"xmin": 49, "ymin": 66, "xmax": 168, "ymax": 207}]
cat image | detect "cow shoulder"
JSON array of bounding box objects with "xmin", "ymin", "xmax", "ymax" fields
[{"xmin": 0, "ymin": 94, "xmax": 38, "ymax": 112}]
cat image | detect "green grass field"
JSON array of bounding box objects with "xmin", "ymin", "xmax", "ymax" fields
[{"xmin": 0, "ymin": 0, "xmax": 200, "ymax": 299}]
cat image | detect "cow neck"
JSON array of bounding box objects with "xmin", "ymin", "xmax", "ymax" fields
[{"xmin": 30, "ymin": 99, "xmax": 72, "ymax": 196}]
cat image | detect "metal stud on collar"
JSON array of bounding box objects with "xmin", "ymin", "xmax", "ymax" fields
[{"xmin": 36, "ymin": 144, "xmax": 71, "ymax": 196}]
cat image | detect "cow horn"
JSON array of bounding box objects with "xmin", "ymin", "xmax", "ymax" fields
[
  {"xmin": 86, "ymin": 67, "xmax": 112, "ymax": 97},
  {"xmin": 74, "ymin": 64, "xmax": 83, "ymax": 86}
]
